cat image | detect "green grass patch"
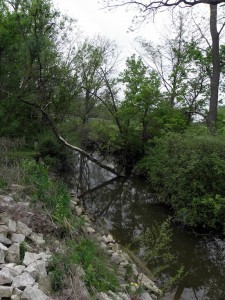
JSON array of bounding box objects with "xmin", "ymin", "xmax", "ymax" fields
[{"xmin": 49, "ymin": 238, "xmax": 119, "ymax": 294}]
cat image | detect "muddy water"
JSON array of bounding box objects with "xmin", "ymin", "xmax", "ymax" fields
[{"xmin": 67, "ymin": 155, "xmax": 225, "ymax": 300}]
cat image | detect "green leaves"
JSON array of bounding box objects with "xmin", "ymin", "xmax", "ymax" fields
[{"xmin": 139, "ymin": 128, "xmax": 225, "ymax": 232}]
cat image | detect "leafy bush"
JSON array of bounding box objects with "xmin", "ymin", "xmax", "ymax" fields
[
  {"xmin": 139, "ymin": 217, "xmax": 184, "ymax": 291},
  {"xmin": 36, "ymin": 132, "xmax": 69, "ymax": 170},
  {"xmin": 137, "ymin": 128, "xmax": 225, "ymax": 232}
]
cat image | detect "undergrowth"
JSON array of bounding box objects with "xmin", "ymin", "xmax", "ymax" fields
[
  {"xmin": 20, "ymin": 158, "xmax": 120, "ymax": 296},
  {"xmin": 49, "ymin": 238, "xmax": 119, "ymax": 295}
]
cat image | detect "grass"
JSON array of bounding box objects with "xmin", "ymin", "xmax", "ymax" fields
[
  {"xmin": 49, "ymin": 238, "xmax": 119, "ymax": 295},
  {"xmin": 0, "ymin": 138, "xmax": 122, "ymax": 298}
]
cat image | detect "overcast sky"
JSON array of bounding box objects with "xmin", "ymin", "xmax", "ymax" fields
[{"xmin": 53, "ymin": 0, "xmax": 168, "ymax": 59}]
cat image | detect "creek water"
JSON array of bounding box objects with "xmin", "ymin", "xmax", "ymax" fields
[{"xmin": 67, "ymin": 154, "xmax": 225, "ymax": 300}]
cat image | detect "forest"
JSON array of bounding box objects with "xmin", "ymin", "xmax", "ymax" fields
[{"xmin": 1, "ymin": 0, "xmax": 225, "ymax": 236}]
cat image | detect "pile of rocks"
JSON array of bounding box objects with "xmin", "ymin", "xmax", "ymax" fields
[
  {"xmin": 70, "ymin": 196, "xmax": 162, "ymax": 300},
  {"xmin": 0, "ymin": 186, "xmax": 162, "ymax": 300},
  {"xmin": 0, "ymin": 213, "xmax": 51, "ymax": 300}
]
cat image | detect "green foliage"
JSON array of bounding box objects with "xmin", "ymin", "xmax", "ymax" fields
[
  {"xmin": 49, "ymin": 238, "xmax": 119, "ymax": 294},
  {"xmin": 20, "ymin": 242, "xmax": 27, "ymax": 262},
  {"xmin": 182, "ymin": 195, "xmax": 225, "ymax": 230},
  {"xmin": 139, "ymin": 217, "xmax": 184, "ymax": 291},
  {"xmin": 141, "ymin": 218, "xmax": 174, "ymax": 267},
  {"xmin": 137, "ymin": 128, "xmax": 225, "ymax": 232},
  {"xmin": 22, "ymin": 159, "xmax": 51, "ymax": 201},
  {"xmin": 22, "ymin": 159, "xmax": 71, "ymax": 223},
  {"xmin": 69, "ymin": 238, "xmax": 119, "ymax": 292},
  {"xmin": 0, "ymin": 177, "xmax": 7, "ymax": 189},
  {"xmin": 48, "ymin": 252, "xmax": 71, "ymax": 291},
  {"xmin": 36, "ymin": 131, "xmax": 70, "ymax": 170}
]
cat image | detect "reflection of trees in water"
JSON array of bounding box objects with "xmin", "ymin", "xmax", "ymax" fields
[
  {"xmin": 170, "ymin": 236, "xmax": 225, "ymax": 300},
  {"xmin": 67, "ymin": 153, "xmax": 116, "ymax": 196},
  {"xmin": 69, "ymin": 157, "xmax": 225, "ymax": 300}
]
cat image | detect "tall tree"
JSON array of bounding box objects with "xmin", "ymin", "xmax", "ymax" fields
[
  {"xmin": 103, "ymin": 0, "xmax": 225, "ymax": 129},
  {"xmin": 137, "ymin": 12, "xmax": 210, "ymax": 122},
  {"xmin": 0, "ymin": 0, "xmax": 123, "ymax": 175},
  {"xmin": 72, "ymin": 36, "xmax": 119, "ymax": 124}
]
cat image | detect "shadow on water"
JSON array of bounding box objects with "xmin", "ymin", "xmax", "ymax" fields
[{"xmin": 65, "ymin": 154, "xmax": 225, "ymax": 300}]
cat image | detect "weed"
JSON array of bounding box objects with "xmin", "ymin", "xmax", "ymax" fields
[
  {"xmin": 139, "ymin": 217, "xmax": 184, "ymax": 292},
  {"xmin": 20, "ymin": 242, "xmax": 27, "ymax": 262},
  {"xmin": 49, "ymin": 238, "xmax": 119, "ymax": 294},
  {"xmin": 48, "ymin": 252, "xmax": 71, "ymax": 291}
]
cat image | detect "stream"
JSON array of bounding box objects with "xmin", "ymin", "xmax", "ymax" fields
[{"xmin": 66, "ymin": 154, "xmax": 225, "ymax": 300}]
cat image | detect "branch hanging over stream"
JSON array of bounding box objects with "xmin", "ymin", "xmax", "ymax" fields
[{"xmin": 21, "ymin": 100, "xmax": 124, "ymax": 177}]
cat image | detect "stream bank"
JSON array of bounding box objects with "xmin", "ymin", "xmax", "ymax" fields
[
  {"xmin": 0, "ymin": 183, "xmax": 162, "ymax": 300},
  {"xmin": 65, "ymin": 154, "xmax": 225, "ymax": 300}
]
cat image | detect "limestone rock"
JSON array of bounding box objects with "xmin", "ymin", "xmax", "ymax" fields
[
  {"xmin": 25, "ymin": 260, "xmax": 47, "ymax": 280},
  {"xmin": 99, "ymin": 242, "xmax": 107, "ymax": 250},
  {"xmin": 102, "ymin": 234, "xmax": 115, "ymax": 244},
  {"xmin": 0, "ymin": 267, "xmax": 14, "ymax": 284},
  {"xmin": 86, "ymin": 227, "xmax": 95, "ymax": 234},
  {"xmin": 7, "ymin": 242, "xmax": 20, "ymax": 263},
  {"xmin": 83, "ymin": 214, "xmax": 91, "ymax": 222},
  {"xmin": 0, "ymin": 224, "xmax": 8, "ymax": 235},
  {"xmin": 6, "ymin": 264, "xmax": 25, "ymax": 276},
  {"xmin": 11, "ymin": 294, "xmax": 22, "ymax": 300},
  {"xmin": 11, "ymin": 233, "xmax": 26, "ymax": 243},
  {"xmin": 29, "ymin": 232, "xmax": 45, "ymax": 246},
  {"xmin": 118, "ymin": 292, "xmax": 131, "ymax": 300},
  {"xmin": 38, "ymin": 275, "xmax": 51, "ymax": 295},
  {"xmin": 12, "ymin": 272, "xmax": 35, "ymax": 288},
  {"xmin": 8, "ymin": 219, "xmax": 17, "ymax": 233},
  {"xmin": 12, "ymin": 287, "xmax": 23, "ymax": 298},
  {"xmin": 140, "ymin": 292, "xmax": 153, "ymax": 300},
  {"xmin": 0, "ymin": 233, "xmax": 12, "ymax": 245},
  {"xmin": 0, "ymin": 248, "xmax": 5, "ymax": 263},
  {"xmin": 108, "ymin": 242, "xmax": 119, "ymax": 250},
  {"xmin": 21, "ymin": 285, "xmax": 49, "ymax": 300},
  {"xmin": 70, "ymin": 200, "xmax": 77, "ymax": 209},
  {"xmin": 23, "ymin": 252, "xmax": 41, "ymax": 266},
  {"xmin": 38, "ymin": 252, "xmax": 52, "ymax": 266},
  {"xmin": 138, "ymin": 273, "xmax": 162, "ymax": 295},
  {"xmin": 97, "ymin": 292, "xmax": 112, "ymax": 300},
  {"xmin": 0, "ymin": 242, "xmax": 8, "ymax": 253},
  {"xmin": 0, "ymin": 286, "xmax": 13, "ymax": 297},
  {"xmin": 131, "ymin": 264, "xmax": 139, "ymax": 276},
  {"xmin": 111, "ymin": 252, "xmax": 124, "ymax": 265},
  {"xmin": 108, "ymin": 290, "xmax": 123, "ymax": 299},
  {"xmin": 15, "ymin": 264, "xmax": 26, "ymax": 275},
  {"xmin": 75, "ymin": 206, "xmax": 83, "ymax": 216},
  {"xmin": 17, "ymin": 221, "xmax": 32, "ymax": 236}
]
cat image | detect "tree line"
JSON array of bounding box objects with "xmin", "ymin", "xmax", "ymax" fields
[{"xmin": 1, "ymin": 0, "xmax": 225, "ymax": 232}]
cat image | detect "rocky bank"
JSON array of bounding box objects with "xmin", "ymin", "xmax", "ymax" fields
[{"xmin": 0, "ymin": 184, "xmax": 162, "ymax": 300}]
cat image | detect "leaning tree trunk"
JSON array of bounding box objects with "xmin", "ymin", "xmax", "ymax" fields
[
  {"xmin": 20, "ymin": 99, "xmax": 124, "ymax": 177},
  {"xmin": 207, "ymin": 4, "xmax": 220, "ymax": 130}
]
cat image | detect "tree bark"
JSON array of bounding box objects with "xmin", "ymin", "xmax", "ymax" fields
[
  {"xmin": 207, "ymin": 4, "xmax": 220, "ymax": 129},
  {"xmin": 20, "ymin": 99, "xmax": 124, "ymax": 177}
]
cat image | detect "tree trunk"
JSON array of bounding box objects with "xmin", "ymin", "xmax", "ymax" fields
[
  {"xmin": 20, "ymin": 99, "xmax": 124, "ymax": 177},
  {"xmin": 207, "ymin": 4, "xmax": 220, "ymax": 129}
]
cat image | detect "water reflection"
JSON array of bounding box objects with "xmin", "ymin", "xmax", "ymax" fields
[{"xmin": 67, "ymin": 154, "xmax": 225, "ymax": 300}]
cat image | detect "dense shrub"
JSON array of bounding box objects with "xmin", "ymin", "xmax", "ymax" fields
[{"xmin": 137, "ymin": 128, "xmax": 225, "ymax": 232}]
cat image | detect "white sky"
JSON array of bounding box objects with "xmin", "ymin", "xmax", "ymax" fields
[{"xmin": 53, "ymin": 0, "xmax": 168, "ymax": 60}]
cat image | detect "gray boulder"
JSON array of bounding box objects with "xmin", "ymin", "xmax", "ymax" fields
[{"xmin": 21, "ymin": 285, "xmax": 49, "ymax": 300}]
